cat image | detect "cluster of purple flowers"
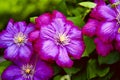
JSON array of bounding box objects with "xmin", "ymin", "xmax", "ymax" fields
[
  {"xmin": 0, "ymin": 10, "xmax": 85, "ymax": 80},
  {"xmin": 82, "ymin": 0, "xmax": 120, "ymax": 56},
  {"xmin": 1, "ymin": 0, "xmax": 119, "ymax": 79}
]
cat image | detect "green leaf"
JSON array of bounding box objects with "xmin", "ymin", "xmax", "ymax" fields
[
  {"xmin": 30, "ymin": 16, "xmax": 37, "ymax": 23},
  {"xmin": 72, "ymin": 70, "xmax": 87, "ymax": 80},
  {"xmin": 53, "ymin": 64, "xmax": 62, "ymax": 75},
  {"xmin": 82, "ymin": 36, "xmax": 95, "ymax": 57},
  {"xmin": 0, "ymin": 61, "xmax": 12, "ymax": 74},
  {"xmin": 87, "ymin": 59, "xmax": 110, "ymax": 79},
  {"xmin": 53, "ymin": 75, "xmax": 62, "ymax": 80},
  {"xmin": 78, "ymin": 2, "xmax": 96, "ymax": 8},
  {"xmin": 63, "ymin": 67, "xmax": 81, "ymax": 75},
  {"xmin": 97, "ymin": 67, "xmax": 110, "ymax": 77},
  {"xmin": 55, "ymin": 0, "xmax": 67, "ymax": 15},
  {"xmin": 67, "ymin": 16, "xmax": 85, "ymax": 27},
  {"xmin": 60, "ymin": 75, "xmax": 71, "ymax": 80},
  {"xmin": 87, "ymin": 59, "xmax": 97, "ymax": 79},
  {"xmin": 98, "ymin": 51, "xmax": 120, "ymax": 65}
]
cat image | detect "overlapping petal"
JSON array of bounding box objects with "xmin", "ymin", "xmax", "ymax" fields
[
  {"xmin": 90, "ymin": 5, "xmax": 116, "ymax": 21},
  {"xmin": 40, "ymin": 40, "xmax": 58, "ymax": 61},
  {"xmin": 18, "ymin": 45, "xmax": 32, "ymax": 62},
  {"xmin": 34, "ymin": 59, "xmax": 53, "ymax": 80},
  {"xmin": 0, "ymin": 31, "xmax": 14, "ymax": 47},
  {"xmin": 35, "ymin": 13, "xmax": 52, "ymax": 28},
  {"xmin": 56, "ymin": 47, "xmax": 73, "ymax": 68},
  {"xmin": 4, "ymin": 44, "xmax": 19, "ymax": 60},
  {"xmin": 82, "ymin": 19, "xmax": 98, "ymax": 37},
  {"xmin": 97, "ymin": 22, "xmax": 117, "ymax": 43},
  {"xmin": 94, "ymin": 38, "xmax": 113, "ymax": 56},
  {"xmin": 1, "ymin": 65, "xmax": 22, "ymax": 80},
  {"xmin": 66, "ymin": 40, "xmax": 85, "ymax": 59}
]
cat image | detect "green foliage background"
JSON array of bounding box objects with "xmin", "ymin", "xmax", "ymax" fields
[{"xmin": 0, "ymin": 0, "xmax": 120, "ymax": 80}]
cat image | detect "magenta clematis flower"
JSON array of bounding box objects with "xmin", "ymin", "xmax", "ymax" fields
[
  {"xmin": 30, "ymin": 10, "xmax": 85, "ymax": 68},
  {"xmin": 82, "ymin": 0, "xmax": 120, "ymax": 56},
  {"xmin": 1, "ymin": 55, "xmax": 53, "ymax": 80},
  {"xmin": 0, "ymin": 19, "xmax": 34, "ymax": 62}
]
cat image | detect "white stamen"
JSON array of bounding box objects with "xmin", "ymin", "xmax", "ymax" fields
[{"xmin": 14, "ymin": 32, "xmax": 27, "ymax": 46}]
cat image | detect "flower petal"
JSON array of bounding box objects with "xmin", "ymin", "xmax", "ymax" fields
[
  {"xmin": 29, "ymin": 30, "xmax": 40, "ymax": 41},
  {"xmin": 90, "ymin": 5, "xmax": 116, "ymax": 21},
  {"xmin": 82, "ymin": 19, "xmax": 98, "ymax": 37},
  {"xmin": 24, "ymin": 23, "xmax": 35, "ymax": 35},
  {"xmin": 18, "ymin": 44, "xmax": 32, "ymax": 62},
  {"xmin": 52, "ymin": 10, "xmax": 66, "ymax": 19},
  {"xmin": 34, "ymin": 59, "xmax": 53, "ymax": 80},
  {"xmin": 94, "ymin": 38, "xmax": 113, "ymax": 56},
  {"xmin": 68, "ymin": 26, "xmax": 82, "ymax": 40},
  {"xmin": 17, "ymin": 21, "xmax": 26, "ymax": 33},
  {"xmin": 97, "ymin": 22, "xmax": 117, "ymax": 43},
  {"xmin": 0, "ymin": 31, "xmax": 14, "ymax": 47},
  {"xmin": 1, "ymin": 65, "xmax": 22, "ymax": 80},
  {"xmin": 51, "ymin": 18, "xmax": 66, "ymax": 34},
  {"xmin": 35, "ymin": 13, "xmax": 52, "ymax": 28},
  {"xmin": 110, "ymin": 0, "xmax": 120, "ymax": 4},
  {"xmin": 40, "ymin": 24, "xmax": 55, "ymax": 40},
  {"xmin": 40, "ymin": 40, "xmax": 58, "ymax": 61},
  {"xmin": 4, "ymin": 44, "xmax": 19, "ymax": 61},
  {"xmin": 94, "ymin": 0, "xmax": 106, "ymax": 5},
  {"xmin": 66, "ymin": 40, "xmax": 85, "ymax": 59},
  {"xmin": 6, "ymin": 19, "xmax": 18, "ymax": 34},
  {"xmin": 56, "ymin": 47, "xmax": 73, "ymax": 68}
]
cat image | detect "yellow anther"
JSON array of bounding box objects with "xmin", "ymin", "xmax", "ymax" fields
[
  {"xmin": 17, "ymin": 37, "xmax": 24, "ymax": 43},
  {"xmin": 25, "ymin": 69, "xmax": 31, "ymax": 74},
  {"xmin": 118, "ymin": 28, "xmax": 120, "ymax": 33},
  {"xmin": 60, "ymin": 35, "xmax": 66, "ymax": 42}
]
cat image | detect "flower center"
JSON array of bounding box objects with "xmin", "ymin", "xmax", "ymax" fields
[
  {"xmin": 55, "ymin": 33, "xmax": 70, "ymax": 46},
  {"xmin": 25, "ymin": 68, "xmax": 31, "ymax": 74},
  {"xmin": 14, "ymin": 32, "xmax": 27, "ymax": 46},
  {"xmin": 118, "ymin": 27, "xmax": 120, "ymax": 33},
  {"xmin": 21, "ymin": 64, "xmax": 34, "ymax": 79}
]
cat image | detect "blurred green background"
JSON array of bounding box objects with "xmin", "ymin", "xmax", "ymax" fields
[{"xmin": 0, "ymin": 0, "xmax": 92, "ymax": 30}]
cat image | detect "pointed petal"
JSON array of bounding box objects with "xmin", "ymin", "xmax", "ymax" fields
[
  {"xmin": 40, "ymin": 40, "xmax": 58, "ymax": 61},
  {"xmin": 68, "ymin": 26, "xmax": 82, "ymax": 40},
  {"xmin": 82, "ymin": 19, "xmax": 98, "ymax": 37},
  {"xmin": 94, "ymin": 0, "xmax": 106, "ymax": 5},
  {"xmin": 56, "ymin": 47, "xmax": 73, "ymax": 68},
  {"xmin": 94, "ymin": 38, "xmax": 113, "ymax": 56},
  {"xmin": 0, "ymin": 31, "xmax": 14, "ymax": 47},
  {"xmin": 97, "ymin": 22, "xmax": 117, "ymax": 43},
  {"xmin": 35, "ymin": 13, "xmax": 52, "ymax": 28},
  {"xmin": 52, "ymin": 10, "xmax": 66, "ymax": 19},
  {"xmin": 17, "ymin": 21, "xmax": 26, "ymax": 33},
  {"xmin": 66, "ymin": 40, "xmax": 85, "ymax": 59},
  {"xmin": 4, "ymin": 44, "xmax": 19, "ymax": 60},
  {"xmin": 34, "ymin": 59, "xmax": 53, "ymax": 80},
  {"xmin": 18, "ymin": 45, "xmax": 32, "ymax": 62},
  {"xmin": 24, "ymin": 23, "xmax": 35, "ymax": 35},
  {"xmin": 110, "ymin": 0, "xmax": 120, "ymax": 4},
  {"xmin": 1, "ymin": 65, "xmax": 22, "ymax": 80},
  {"xmin": 29, "ymin": 30, "xmax": 40, "ymax": 41},
  {"xmin": 40, "ymin": 24, "xmax": 55, "ymax": 40},
  {"xmin": 6, "ymin": 19, "xmax": 18, "ymax": 34},
  {"xmin": 90, "ymin": 5, "xmax": 116, "ymax": 21},
  {"xmin": 51, "ymin": 18, "xmax": 66, "ymax": 34}
]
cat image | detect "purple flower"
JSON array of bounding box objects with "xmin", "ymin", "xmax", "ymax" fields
[
  {"xmin": 30, "ymin": 10, "xmax": 85, "ymax": 68},
  {"xmin": 0, "ymin": 19, "xmax": 34, "ymax": 62},
  {"xmin": 1, "ymin": 55, "xmax": 53, "ymax": 80},
  {"xmin": 82, "ymin": 0, "xmax": 120, "ymax": 56}
]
